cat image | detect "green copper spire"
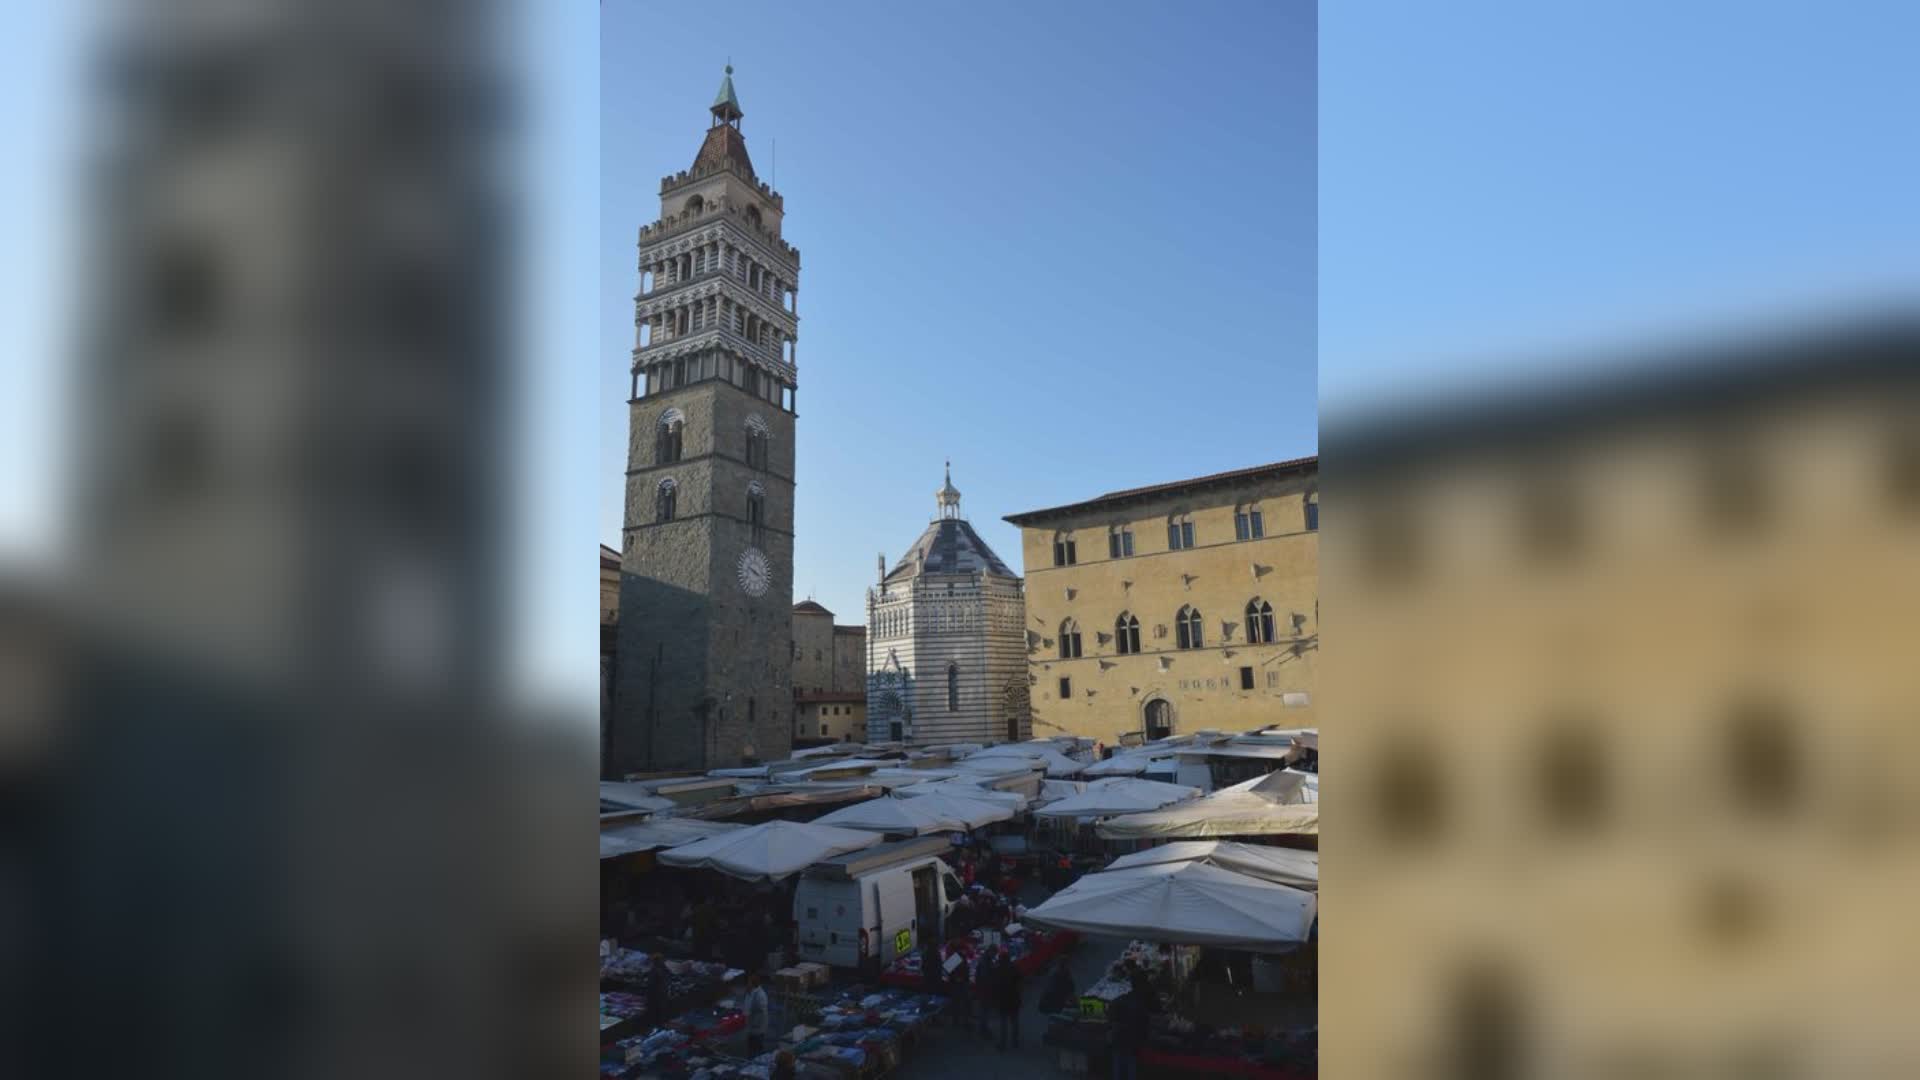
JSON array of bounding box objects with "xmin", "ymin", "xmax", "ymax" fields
[{"xmin": 710, "ymin": 64, "xmax": 743, "ymax": 125}]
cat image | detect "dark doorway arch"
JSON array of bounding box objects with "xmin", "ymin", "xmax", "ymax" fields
[{"xmin": 1144, "ymin": 698, "xmax": 1173, "ymax": 741}]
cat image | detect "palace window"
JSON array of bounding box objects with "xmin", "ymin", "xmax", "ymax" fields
[
  {"xmin": 1235, "ymin": 504, "xmax": 1265, "ymax": 541},
  {"xmin": 1167, "ymin": 513, "xmax": 1195, "ymax": 550},
  {"xmin": 1108, "ymin": 525, "xmax": 1134, "ymax": 558},
  {"xmin": 1176, "ymin": 605, "xmax": 1203, "ymax": 650},
  {"xmin": 1052, "ymin": 531, "xmax": 1077, "ymax": 567},
  {"xmin": 1305, "ymin": 490, "xmax": 1319, "ymax": 532},
  {"xmin": 1115, "ymin": 612, "xmax": 1141, "ymax": 655},
  {"xmin": 1058, "ymin": 619, "xmax": 1083, "ymax": 659},
  {"xmin": 1058, "ymin": 676, "xmax": 1072, "ymax": 700},
  {"xmin": 1240, "ymin": 666, "xmax": 1255, "ymax": 690},
  {"xmin": 1245, "ymin": 598, "xmax": 1276, "ymax": 644},
  {"xmin": 655, "ymin": 478, "xmax": 677, "ymax": 523}
]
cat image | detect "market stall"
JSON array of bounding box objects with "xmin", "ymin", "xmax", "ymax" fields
[
  {"xmin": 1032, "ymin": 778, "xmax": 1201, "ymax": 820},
  {"xmin": 1094, "ymin": 770, "xmax": 1318, "ymax": 841},
  {"xmin": 657, "ymin": 820, "xmax": 884, "ymax": 882},
  {"xmin": 1021, "ymin": 860, "xmax": 1315, "ymax": 950},
  {"xmin": 1102, "ymin": 841, "xmax": 1318, "ymax": 891},
  {"xmin": 876, "ymin": 917, "xmax": 1078, "ymax": 988}
]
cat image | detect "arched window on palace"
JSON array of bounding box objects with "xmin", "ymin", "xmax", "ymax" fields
[
  {"xmin": 1167, "ymin": 513, "xmax": 1195, "ymax": 551},
  {"xmin": 1052, "ymin": 530, "xmax": 1077, "ymax": 567},
  {"xmin": 1115, "ymin": 612, "xmax": 1141, "ymax": 655},
  {"xmin": 947, "ymin": 665, "xmax": 960, "ymax": 711},
  {"xmin": 1176, "ymin": 605, "xmax": 1203, "ymax": 650},
  {"xmin": 1058, "ymin": 619, "xmax": 1082, "ymax": 659},
  {"xmin": 1245, "ymin": 598, "xmax": 1276, "ymax": 644},
  {"xmin": 1235, "ymin": 502, "xmax": 1265, "ymax": 541},
  {"xmin": 1305, "ymin": 489, "xmax": 1319, "ymax": 531},
  {"xmin": 655, "ymin": 478, "xmax": 677, "ymax": 523},
  {"xmin": 656, "ymin": 410, "xmax": 684, "ymax": 465},
  {"xmin": 1108, "ymin": 524, "xmax": 1134, "ymax": 558}
]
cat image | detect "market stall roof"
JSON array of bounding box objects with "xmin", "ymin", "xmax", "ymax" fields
[
  {"xmin": 1081, "ymin": 750, "xmax": 1182, "ymax": 777},
  {"xmin": 811, "ymin": 794, "xmax": 971, "ymax": 836},
  {"xmin": 898, "ymin": 789, "xmax": 1017, "ymax": 828},
  {"xmin": 1103, "ymin": 841, "xmax": 1318, "ymax": 891},
  {"xmin": 688, "ymin": 784, "xmax": 883, "ymax": 821},
  {"xmin": 949, "ymin": 757, "xmax": 1046, "ymax": 781},
  {"xmin": 1095, "ymin": 770, "xmax": 1318, "ymax": 839},
  {"xmin": 599, "ymin": 782, "xmax": 676, "ymax": 814},
  {"xmin": 1021, "ymin": 860, "xmax": 1316, "ymax": 951},
  {"xmin": 894, "ymin": 779, "xmax": 1028, "ymax": 808},
  {"xmin": 655, "ymin": 819, "xmax": 883, "ymax": 881},
  {"xmin": 967, "ymin": 744, "xmax": 1087, "ymax": 777},
  {"xmin": 599, "ymin": 817, "xmax": 743, "ymax": 860},
  {"xmin": 1033, "ymin": 778, "xmax": 1201, "ymax": 819},
  {"xmin": 1034, "ymin": 779, "xmax": 1089, "ymax": 806}
]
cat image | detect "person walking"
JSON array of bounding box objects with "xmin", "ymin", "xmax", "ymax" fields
[
  {"xmin": 994, "ymin": 948, "xmax": 1024, "ymax": 1050},
  {"xmin": 743, "ymin": 973, "xmax": 770, "ymax": 1058},
  {"xmin": 947, "ymin": 953, "xmax": 974, "ymax": 1035},
  {"xmin": 1038, "ymin": 957, "xmax": 1075, "ymax": 1016},
  {"xmin": 1107, "ymin": 973, "xmax": 1150, "ymax": 1080},
  {"xmin": 974, "ymin": 949, "xmax": 997, "ymax": 1038}
]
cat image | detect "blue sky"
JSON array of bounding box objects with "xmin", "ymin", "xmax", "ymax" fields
[{"xmin": 601, "ymin": 1, "xmax": 1318, "ymax": 622}]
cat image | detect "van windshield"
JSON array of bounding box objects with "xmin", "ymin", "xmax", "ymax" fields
[{"xmin": 942, "ymin": 872, "xmax": 962, "ymax": 900}]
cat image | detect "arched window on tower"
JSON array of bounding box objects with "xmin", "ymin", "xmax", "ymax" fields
[
  {"xmin": 1245, "ymin": 598, "xmax": 1276, "ymax": 644},
  {"xmin": 656, "ymin": 478, "xmax": 677, "ymax": 523},
  {"xmin": 947, "ymin": 665, "xmax": 960, "ymax": 712},
  {"xmin": 747, "ymin": 482, "xmax": 766, "ymax": 546},
  {"xmin": 1176, "ymin": 605, "xmax": 1203, "ymax": 650},
  {"xmin": 1115, "ymin": 612, "xmax": 1141, "ymax": 655},
  {"xmin": 656, "ymin": 410, "xmax": 684, "ymax": 465},
  {"xmin": 1058, "ymin": 619, "xmax": 1082, "ymax": 659},
  {"xmin": 683, "ymin": 194, "xmax": 704, "ymax": 217},
  {"xmin": 745, "ymin": 416, "xmax": 770, "ymax": 470}
]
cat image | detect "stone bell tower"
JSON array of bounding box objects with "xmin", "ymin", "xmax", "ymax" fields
[{"xmin": 612, "ymin": 66, "xmax": 800, "ymax": 775}]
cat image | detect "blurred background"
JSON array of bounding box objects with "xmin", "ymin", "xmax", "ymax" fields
[
  {"xmin": 1320, "ymin": 3, "xmax": 1920, "ymax": 1078},
  {"xmin": 3, "ymin": 1, "xmax": 1917, "ymax": 1078}
]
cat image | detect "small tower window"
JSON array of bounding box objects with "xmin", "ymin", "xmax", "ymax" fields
[
  {"xmin": 656, "ymin": 478, "xmax": 678, "ymax": 523},
  {"xmin": 656, "ymin": 410, "xmax": 684, "ymax": 465},
  {"xmin": 1115, "ymin": 612, "xmax": 1141, "ymax": 655},
  {"xmin": 747, "ymin": 483, "xmax": 766, "ymax": 545}
]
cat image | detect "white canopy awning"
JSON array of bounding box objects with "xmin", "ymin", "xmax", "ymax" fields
[
  {"xmin": 655, "ymin": 820, "xmax": 882, "ymax": 881},
  {"xmin": 896, "ymin": 780, "xmax": 1028, "ymax": 809},
  {"xmin": 898, "ymin": 790, "xmax": 1016, "ymax": 829},
  {"xmin": 1021, "ymin": 860, "xmax": 1316, "ymax": 951},
  {"xmin": 1034, "ymin": 779, "xmax": 1088, "ymax": 806},
  {"xmin": 599, "ymin": 818, "xmax": 743, "ymax": 860},
  {"xmin": 967, "ymin": 744, "xmax": 1087, "ymax": 777},
  {"xmin": 812, "ymin": 795, "xmax": 970, "ymax": 835},
  {"xmin": 1103, "ymin": 841, "xmax": 1317, "ymax": 891},
  {"xmin": 1033, "ymin": 778, "xmax": 1200, "ymax": 820},
  {"xmin": 1096, "ymin": 770, "xmax": 1318, "ymax": 839},
  {"xmin": 599, "ymin": 782, "xmax": 676, "ymax": 814}
]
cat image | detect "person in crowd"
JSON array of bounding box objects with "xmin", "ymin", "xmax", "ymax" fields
[
  {"xmin": 743, "ymin": 972, "xmax": 770, "ymax": 1057},
  {"xmin": 771, "ymin": 1049, "xmax": 797, "ymax": 1080},
  {"xmin": 994, "ymin": 947, "xmax": 1024, "ymax": 1050},
  {"xmin": 1038, "ymin": 957, "xmax": 1076, "ymax": 1015},
  {"xmin": 947, "ymin": 951, "xmax": 973, "ymax": 1035},
  {"xmin": 948, "ymin": 893, "xmax": 975, "ymax": 938},
  {"xmin": 1108, "ymin": 973, "xmax": 1151, "ymax": 1080},
  {"xmin": 646, "ymin": 954, "xmax": 671, "ymax": 1023},
  {"xmin": 921, "ymin": 935, "xmax": 944, "ymax": 996},
  {"xmin": 974, "ymin": 948, "xmax": 998, "ymax": 1037}
]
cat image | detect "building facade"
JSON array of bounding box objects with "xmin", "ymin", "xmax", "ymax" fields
[
  {"xmin": 792, "ymin": 600, "xmax": 867, "ymax": 743},
  {"xmin": 1004, "ymin": 459, "xmax": 1318, "ymax": 744},
  {"xmin": 611, "ymin": 68, "xmax": 800, "ymax": 775},
  {"xmin": 866, "ymin": 468, "xmax": 1029, "ymax": 745}
]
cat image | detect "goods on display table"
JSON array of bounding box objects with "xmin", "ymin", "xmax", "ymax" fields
[
  {"xmin": 880, "ymin": 921, "xmax": 1077, "ymax": 988},
  {"xmin": 600, "ymin": 983, "xmax": 948, "ymax": 1080},
  {"xmin": 600, "ymin": 946, "xmax": 747, "ymax": 1049},
  {"xmin": 1043, "ymin": 939, "xmax": 1313, "ymax": 1079}
]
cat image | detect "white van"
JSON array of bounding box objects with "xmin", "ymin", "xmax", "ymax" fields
[{"xmin": 794, "ymin": 835, "xmax": 965, "ymax": 970}]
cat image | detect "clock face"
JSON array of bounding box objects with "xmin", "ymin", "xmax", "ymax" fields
[{"xmin": 737, "ymin": 547, "xmax": 771, "ymax": 597}]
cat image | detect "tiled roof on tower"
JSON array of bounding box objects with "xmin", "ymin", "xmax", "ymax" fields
[{"xmin": 693, "ymin": 63, "xmax": 755, "ymax": 177}]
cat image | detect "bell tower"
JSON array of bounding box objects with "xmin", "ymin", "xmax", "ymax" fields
[{"xmin": 612, "ymin": 66, "xmax": 800, "ymax": 775}]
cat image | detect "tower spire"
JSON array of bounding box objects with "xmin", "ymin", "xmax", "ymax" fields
[
  {"xmin": 936, "ymin": 461, "xmax": 963, "ymax": 519},
  {"xmin": 710, "ymin": 63, "xmax": 743, "ymax": 128}
]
